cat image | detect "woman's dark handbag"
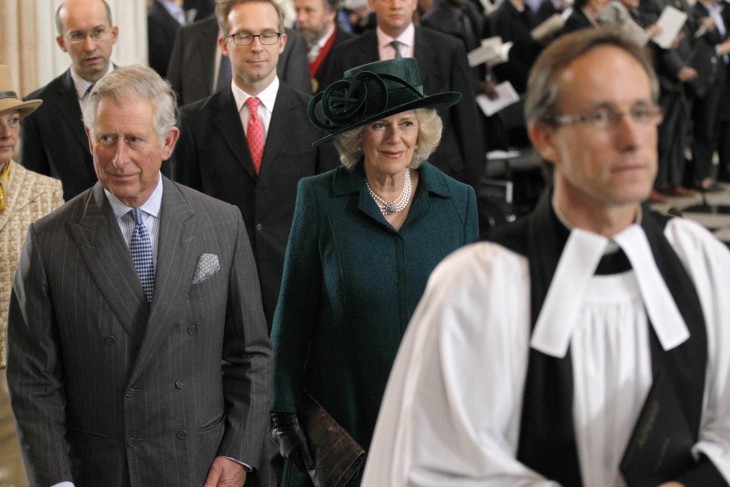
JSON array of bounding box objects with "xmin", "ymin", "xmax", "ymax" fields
[{"xmin": 301, "ymin": 392, "xmax": 366, "ymax": 487}]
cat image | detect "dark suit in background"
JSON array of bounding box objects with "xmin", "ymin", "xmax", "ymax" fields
[
  {"xmin": 489, "ymin": 0, "xmax": 543, "ymax": 94},
  {"xmin": 183, "ymin": 0, "xmax": 214, "ymax": 20},
  {"xmin": 172, "ymin": 82, "xmax": 340, "ymax": 327},
  {"xmin": 319, "ymin": 28, "xmax": 485, "ymax": 191},
  {"xmin": 166, "ymin": 17, "xmax": 312, "ymax": 105},
  {"xmin": 19, "ymin": 70, "xmax": 95, "ymax": 201},
  {"xmin": 8, "ymin": 178, "xmax": 272, "ymax": 486},
  {"xmin": 688, "ymin": 0, "xmax": 728, "ymax": 186},
  {"xmin": 148, "ymin": 0, "xmax": 185, "ymax": 77}
]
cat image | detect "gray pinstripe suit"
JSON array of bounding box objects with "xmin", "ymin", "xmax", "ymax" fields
[{"xmin": 7, "ymin": 177, "xmax": 272, "ymax": 487}]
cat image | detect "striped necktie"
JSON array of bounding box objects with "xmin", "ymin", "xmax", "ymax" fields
[{"xmin": 390, "ymin": 40, "xmax": 403, "ymax": 59}]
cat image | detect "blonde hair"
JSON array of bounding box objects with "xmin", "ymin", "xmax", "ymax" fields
[{"xmin": 333, "ymin": 108, "xmax": 442, "ymax": 168}]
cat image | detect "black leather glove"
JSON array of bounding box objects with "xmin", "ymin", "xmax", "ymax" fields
[{"xmin": 271, "ymin": 411, "xmax": 315, "ymax": 473}]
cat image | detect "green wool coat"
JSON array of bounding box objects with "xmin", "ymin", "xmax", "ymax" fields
[{"xmin": 270, "ymin": 162, "xmax": 478, "ymax": 485}]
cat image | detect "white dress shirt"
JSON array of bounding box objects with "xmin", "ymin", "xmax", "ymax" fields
[
  {"xmin": 231, "ymin": 76, "xmax": 280, "ymax": 140},
  {"xmin": 376, "ymin": 24, "xmax": 415, "ymax": 60}
]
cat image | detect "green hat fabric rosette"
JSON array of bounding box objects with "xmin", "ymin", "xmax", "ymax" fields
[{"xmin": 308, "ymin": 58, "xmax": 462, "ymax": 146}]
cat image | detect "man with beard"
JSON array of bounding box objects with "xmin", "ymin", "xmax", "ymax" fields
[{"xmin": 295, "ymin": 0, "xmax": 352, "ymax": 92}]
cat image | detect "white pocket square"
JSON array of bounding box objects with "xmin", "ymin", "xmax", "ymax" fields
[{"xmin": 192, "ymin": 253, "xmax": 220, "ymax": 284}]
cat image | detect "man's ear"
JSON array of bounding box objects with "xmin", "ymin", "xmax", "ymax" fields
[
  {"xmin": 161, "ymin": 126, "xmax": 180, "ymax": 160},
  {"xmin": 218, "ymin": 36, "xmax": 229, "ymax": 57},
  {"xmin": 528, "ymin": 120, "xmax": 559, "ymax": 166},
  {"xmin": 57, "ymin": 35, "xmax": 69, "ymax": 53},
  {"xmin": 84, "ymin": 125, "xmax": 94, "ymax": 155}
]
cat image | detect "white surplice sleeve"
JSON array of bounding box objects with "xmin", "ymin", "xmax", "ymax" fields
[
  {"xmin": 665, "ymin": 218, "xmax": 730, "ymax": 481},
  {"xmin": 362, "ymin": 242, "xmax": 560, "ymax": 487}
]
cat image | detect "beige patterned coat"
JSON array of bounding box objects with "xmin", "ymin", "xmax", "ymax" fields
[{"xmin": 1, "ymin": 161, "xmax": 63, "ymax": 367}]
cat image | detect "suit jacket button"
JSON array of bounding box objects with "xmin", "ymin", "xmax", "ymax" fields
[
  {"xmin": 256, "ymin": 223, "xmax": 262, "ymax": 231},
  {"xmin": 127, "ymin": 438, "xmax": 136, "ymax": 448},
  {"xmin": 176, "ymin": 430, "xmax": 187, "ymax": 440},
  {"xmin": 187, "ymin": 324, "xmax": 198, "ymax": 335},
  {"xmin": 175, "ymin": 380, "xmax": 184, "ymax": 389},
  {"xmin": 125, "ymin": 388, "xmax": 135, "ymax": 398},
  {"xmin": 104, "ymin": 335, "xmax": 115, "ymax": 345}
]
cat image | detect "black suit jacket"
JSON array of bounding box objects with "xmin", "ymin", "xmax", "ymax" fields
[
  {"xmin": 318, "ymin": 27, "xmax": 484, "ymax": 191},
  {"xmin": 172, "ymin": 82, "xmax": 340, "ymax": 326},
  {"xmin": 166, "ymin": 17, "xmax": 312, "ymax": 105},
  {"xmin": 7, "ymin": 178, "xmax": 272, "ymax": 486},
  {"xmin": 490, "ymin": 0, "xmax": 543, "ymax": 94},
  {"xmin": 19, "ymin": 70, "xmax": 96, "ymax": 201},
  {"xmin": 148, "ymin": 0, "xmax": 183, "ymax": 77},
  {"xmin": 421, "ymin": 0, "xmax": 486, "ymax": 52},
  {"xmin": 561, "ymin": 7, "xmax": 594, "ymax": 34}
]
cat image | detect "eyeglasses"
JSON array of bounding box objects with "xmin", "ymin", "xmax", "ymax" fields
[
  {"xmin": 226, "ymin": 31, "xmax": 282, "ymax": 46},
  {"xmin": 553, "ymin": 104, "xmax": 663, "ymax": 130},
  {"xmin": 67, "ymin": 26, "xmax": 112, "ymax": 44}
]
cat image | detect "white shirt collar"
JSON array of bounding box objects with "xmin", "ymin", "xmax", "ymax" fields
[
  {"xmin": 159, "ymin": 0, "xmax": 187, "ymax": 26},
  {"xmin": 317, "ymin": 23, "xmax": 337, "ymax": 49},
  {"xmin": 376, "ymin": 23, "xmax": 415, "ymax": 51},
  {"xmin": 71, "ymin": 63, "xmax": 114, "ymax": 101},
  {"xmin": 105, "ymin": 175, "xmax": 164, "ymax": 220},
  {"xmin": 231, "ymin": 76, "xmax": 280, "ymax": 114}
]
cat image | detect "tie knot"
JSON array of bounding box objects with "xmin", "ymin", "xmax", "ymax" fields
[
  {"xmin": 129, "ymin": 208, "xmax": 143, "ymax": 225},
  {"xmin": 83, "ymin": 83, "xmax": 95, "ymax": 99},
  {"xmin": 246, "ymin": 97, "xmax": 260, "ymax": 113}
]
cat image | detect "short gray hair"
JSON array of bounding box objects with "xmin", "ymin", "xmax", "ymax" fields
[
  {"xmin": 525, "ymin": 27, "xmax": 658, "ymax": 127},
  {"xmin": 82, "ymin": 65, "xmax": 178, "ymax": 142},
  {"xmin": 333, "ymin": 108, "xmax": 443, "ymax": 168},
  {"xmin": 56, "ymin": 0, "xmax": 114, "ymax": 36}
]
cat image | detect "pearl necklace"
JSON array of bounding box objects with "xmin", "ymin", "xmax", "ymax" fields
[{"xmin": 366, "ymin": 168, "xmax": 412, "ymax": 216}]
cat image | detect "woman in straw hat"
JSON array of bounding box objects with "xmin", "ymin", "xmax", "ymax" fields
[
  {"xmin": 0, "ymin": 65, "xmax": 63, "ymax": 487},
  {"xmin": 269, "ymin": 58, "xmax": 479, "ymax": 486}
]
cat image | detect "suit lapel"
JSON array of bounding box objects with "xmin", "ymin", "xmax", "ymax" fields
[
  {"xmin": 69, "ymin": 184, "xmax": 150, "ymax": 344},
  {"xmin": 212, "ymin": 89, "xmax": 258, "ymax": 179},
  {"xmin": 361, "ymin": 31, "xmax": 380, "ymax": 63},
  {"xmin": 259, "ymin": 84, "xmax": 294, "ymax": 176},
  {"xmin": 128, "ymin": 178, "xmax": 200, "ymax": 386},
  {"xmin": 413, "ymin": 29, "xmax": 437, "ymax": 89},
  {"xmin": 57, "ymin": 71, "xmax": 91, "ymax": 151}
]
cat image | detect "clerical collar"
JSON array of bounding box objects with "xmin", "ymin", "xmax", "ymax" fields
[
  {"xmin": 552, "ymin": 198, "xmax": 642, "ymax": 255},
  {"xmin": 532, "ymin": 202, "xmax": 689, "ymax": 358}
]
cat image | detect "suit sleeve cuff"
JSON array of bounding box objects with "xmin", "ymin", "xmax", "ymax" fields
[{"xmin": 225, "ymin": 456, "xmax": 253, "ymax": 472}]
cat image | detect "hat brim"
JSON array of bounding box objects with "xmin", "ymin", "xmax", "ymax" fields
[
  {"xmin": 0, "ymin": 98, "xmax": 42, "ymax": 119},
  {"xmin": 312, "ymin": 91, "xmax": 461, "ymax": 146}
]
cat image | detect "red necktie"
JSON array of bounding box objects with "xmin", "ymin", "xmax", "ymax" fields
[{"xmin": 246, "ymin": 97, "xmax": 265, "ymax": 174}]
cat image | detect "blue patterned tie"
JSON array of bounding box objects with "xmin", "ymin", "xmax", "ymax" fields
[{"xmin": 129, "ymin": 208, "xmax": 155, "ymax": 303}]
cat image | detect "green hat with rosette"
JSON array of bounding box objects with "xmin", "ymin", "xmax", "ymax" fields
[{"xmin": 307, "ymin": 58, "xmax": 462, "ymax": 146}]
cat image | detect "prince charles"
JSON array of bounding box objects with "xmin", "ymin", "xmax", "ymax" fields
[{"xmin": 7, "ymin": 65, "xmax": 272, "ymax": 487}]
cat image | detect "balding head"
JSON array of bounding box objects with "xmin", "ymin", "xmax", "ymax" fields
[{"xmin": 55, "ymin": 0, "xmax": 118, "ymax": 83}]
